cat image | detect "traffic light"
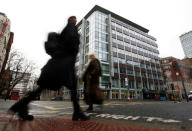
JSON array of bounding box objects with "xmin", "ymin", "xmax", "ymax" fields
[{"xmin": 172, "ymin": 61, "xmax": 180, "ymax": 73}]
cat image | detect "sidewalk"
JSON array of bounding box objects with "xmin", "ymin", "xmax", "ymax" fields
[{"xmin": 0, "ymin": 112, "xmax": 176, "ymax": 131}]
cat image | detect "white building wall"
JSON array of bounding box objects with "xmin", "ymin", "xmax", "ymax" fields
[{"xmin": 180, "ymin": 31, "xmax": 192, "ymax": 58}]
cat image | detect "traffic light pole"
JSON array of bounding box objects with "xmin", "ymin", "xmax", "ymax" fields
[
  {"xmin": 173, "ymin": 61, "xmax": 189, "ymax": 102},
  {"xmin": 180, "ymin": 75, "xmax": 189, "ymax": 102}
]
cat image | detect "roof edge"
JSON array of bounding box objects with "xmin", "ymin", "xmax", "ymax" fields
[{"xmin": 77, "ymin": 5, "xmax": 149, "ymax": 33}]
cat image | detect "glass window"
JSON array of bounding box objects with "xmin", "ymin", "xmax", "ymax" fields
[
  {"xmin": 86, "ymin": 36, "xmax": 89, "ymax": 43},
  {"xmin": 112, "ymin": 30, "xmax": 116, "ymax": 34},
  {"xmin": 112, "ymin": 78, "xmax": 118, "ymax": 88},
  {"xmin": 86, "ymin": 28, "xmax": 89, "ymax": 35},
  {"xmin": 113, "ymin": 57, "xmax": 118, "ymax": 63},
  {"xmin": 141, "ymin": 64, "xmax": 145, "ymax": 68},
  {"xmin": 114, "ymin": 67, "xmax": 118, "ymax": 73},
  {"xmin": 0, "ymin": 23, "xmax": 4, "ymax": 32},
  {"xmin": 146, "ymin": 65, "xmax": 151, "ymax": 69},
  {"xmin": 111, "ymin": 22, "xmax": 116, "ymax": 27},
  {"xmin": 102, "ymin": 64, "xmax": 110, "ymax": 74},
  {"xmin": 120, "ymin": 68, "xmax": 126, "ymax": 74},
  {"xmin": 101, "ymin": 76, "xmax": 110, "ymax": 87},
  {"xmin": 119, "ymin": 58, "xmax": 126, "ymax": 64},
  {"xmin": 135, "ymin": 71, "xmax": 140, "ymax": 76},
  {"xmin": 85, "ymin": 45, "xmax": 89, "ymax": 54},
  {"xmin": 85, "ymin": 55, "xmax": 88, "ymax": 64},
  {"xmin": 86, "ymin": 21, "xmax": 89, "ymax": 27},
  {"xmin": 127, "ymin": 69, "xmax": 133, "ymax": 75},
  {"xmin": 121, "ymin": 79, "xmax": 125, "ymax": 88}
]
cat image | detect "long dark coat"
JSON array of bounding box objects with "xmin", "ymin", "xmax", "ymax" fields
[
  {"xmin": 82, "ymin": 58, "xmax": 104, "ymax": 105},
  {"xmin": 37, "ymin": 21, "xmax": 80, "ymax": 90}
]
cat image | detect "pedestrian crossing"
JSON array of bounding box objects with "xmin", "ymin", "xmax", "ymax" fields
[{"xmin": 31, "ymin": 101, "xmax": 143, "ymax": 111}]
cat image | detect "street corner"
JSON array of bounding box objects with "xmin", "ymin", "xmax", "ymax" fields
[{"xmin": 0, "ymin": 114, "xmax": 178, "ymax": 131}]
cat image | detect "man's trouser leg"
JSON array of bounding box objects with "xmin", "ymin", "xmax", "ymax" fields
[
  {"xmin": 88, "ymin": 104, "xmax": 93, "ymax": 110},
  {"xmin": 8, "ymin": 86, "xmax": 43, "ymax": 120},
  {"xmin": 70, "ymin": 78, "xmax": 80, "ymax": 113},
  {"xmin": 9, "ymin": 87, "xmax": 43, "ymax": 112},
  {"xmin": 70, "ymin": 74, "xmax": 90, "ymax": 120}
]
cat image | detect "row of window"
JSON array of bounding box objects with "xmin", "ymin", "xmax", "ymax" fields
[
  {"xmin": 112, "ymin": 37, "xmax": 158, "ymax": 56},
  {"xmin": 114, "ymin": 67, "xmax": 162, "ymax": 79},
  {"xmin": 112, "ymin": 78, "xmax": 161, "ymax": 90},
  {"xmin": 112, "ymin": 30, "xmax": 157, "ymax": 52},
  {"xmin": 111, "ymin": 20, "xmax": 156, "ymax": 46},
  {"xmin": 113, "ymin": 57, "xmax": 161, "ymax": 70},
  {"xmin": 95, "ymin": 31, "xmax": 108, "ymax": 42}
]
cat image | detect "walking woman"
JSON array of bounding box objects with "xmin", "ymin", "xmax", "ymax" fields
[{"xmin": 82, "ymin": 54, "xmax": 104, "ymax": 111}]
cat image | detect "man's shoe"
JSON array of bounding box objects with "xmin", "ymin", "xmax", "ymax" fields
[
  {"xmin": 72, "ymin": 111, "xmax": 90, "ymax": 121},
  {"xmin": 18, "ymin": 113, "xmax": 34, "ymax": 121},
  {"xmin": 86, "ymin": 105, "xmax": 93, "ymax": 112},
  {"xmin": 8, "ymin": 104, "xmax": 34, "ymax": 121},
  {"xmin": 86, "ymin": 108, "xmax": 93, "ymax": 112}
]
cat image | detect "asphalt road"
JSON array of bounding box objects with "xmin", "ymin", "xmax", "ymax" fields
[{"xmin": 0, "ymin": 100, "xmax": 192, "ymax": 131}]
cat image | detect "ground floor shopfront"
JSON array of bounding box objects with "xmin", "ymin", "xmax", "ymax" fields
[
  {"xmin": 62, "ymin": 75, "xmax": 164, "ymax": 100},
  {"xmin": 102, "ymin": 89, "xmax": 143, "ymax": 100},
  {"xmin": 63, "ymin": 87, "xmax": 144, "ymax": 100}
]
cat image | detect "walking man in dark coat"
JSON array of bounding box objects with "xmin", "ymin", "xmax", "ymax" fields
[{"xmin": 8, "ymin": 16, "xmax": 90, "ymax": 121}]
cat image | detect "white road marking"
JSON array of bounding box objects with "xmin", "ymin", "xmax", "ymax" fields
[
  {"xmin": 143, "ymin": 117, "xmax": 163, "ymax": 122},
  {"xmin": 124, "ymin": 116, "xmax": 140, "ymax": 120},
  {"xmin": 162, "ymin": 119, "xmax": 181, "ymax": 123},
  {"xmin": 189, "ymin": 119, "xmax": 192, "ymax": 121},
  {"xmin": 94, "ymin": 113, "xmax": 181, "ymax": 123},
  {"xmin": 30, "ymin": 103, "xmax": 183, "ymax": 123}
]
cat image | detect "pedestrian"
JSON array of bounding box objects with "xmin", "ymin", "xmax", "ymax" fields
[
  {"xmin": 8, "ymin": 16, "xmax": 89, "ymax": 121},
  {"xmin": 82, "ymin": 54, "xmax": 104, "ymax": 111}
]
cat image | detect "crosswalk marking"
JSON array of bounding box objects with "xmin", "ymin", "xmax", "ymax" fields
[
  {"xmin": 30, "ymin": 102, "xmax": 186, "ymax": 124},
  {"xmin": 143, "ymin": 117, "xmax": 162, "ymax": 122},
  {"xmin": 31, "ymin": 103, "xmax": 73, "ymax": 110},
  {"xmin": 124, "ymin": 116, "xmax": 140, "ymax": 120},
  {"xmin": 31, "ymin": 102, "xmax": 141, "ymax": 111},
  {"xmin": 92, "ymin": 113, "xmax": 181, "ymax": 123}
]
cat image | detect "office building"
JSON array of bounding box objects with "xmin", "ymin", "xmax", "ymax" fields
[
  {"xmin": 180, "ymin": 31, "xmax": 192, "ymax": 58},
  {"xmin": 64, "ymin": 5, "xmax": 164, "ymax": 100}
]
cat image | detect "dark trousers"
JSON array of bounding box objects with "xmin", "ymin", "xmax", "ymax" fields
[
  {"xmin": 12, "ymin": 80, "xmax": 80, "ymax": 113},
  {"xmin": 88, "ymin": 104, "xmax": 93, "ymax": 109}
]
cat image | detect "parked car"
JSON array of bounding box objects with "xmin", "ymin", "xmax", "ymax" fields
[
  {"xmin": 51, "ymin": 96, "xmax": 63, "ymax": 101},
  {"xmin": 188, "ymin": 91, "xmax": 192, "ymax": 100}
]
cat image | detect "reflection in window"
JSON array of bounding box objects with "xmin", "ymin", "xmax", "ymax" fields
[{"xmin": 102, "ymin": 64, "xmax": 110, "ymax": 74}]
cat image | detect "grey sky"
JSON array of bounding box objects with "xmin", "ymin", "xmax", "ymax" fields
[{"xmin": 1, "ymin": 0, "xmax": 192, "ymax": 73}]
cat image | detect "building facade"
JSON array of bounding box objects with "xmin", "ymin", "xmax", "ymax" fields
[
  {"xmin": 64, "ymin": 5, "xmax": 163, "ymax": 100},
  {"xmin": 0, "ymin": 13, "xmax": 13, "ymax": 73},
  {"xmin": 161, "ymin": 57, "xmax": 192, "ymax": 99},
  {"xmin": 0, "ymin": 13, "xmax": 14, "ymax": 96},
  {"xmin": 180, "ymin": 31, "xmax": 192, "ymax": 58}
]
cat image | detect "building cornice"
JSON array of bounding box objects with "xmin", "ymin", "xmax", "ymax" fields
[{"xmin": 77, "ymin": 5, "xmax": 149, "ymax": 33}]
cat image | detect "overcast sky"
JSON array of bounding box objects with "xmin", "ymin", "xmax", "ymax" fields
[{"xmin": 1, "ymin": 0, "xmax": 192, "ymax": 73}]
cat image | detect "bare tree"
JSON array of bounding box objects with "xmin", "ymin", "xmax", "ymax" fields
[{"xmin": 0, "ymin": 48, "xmax": 37, "ymax": 97}]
